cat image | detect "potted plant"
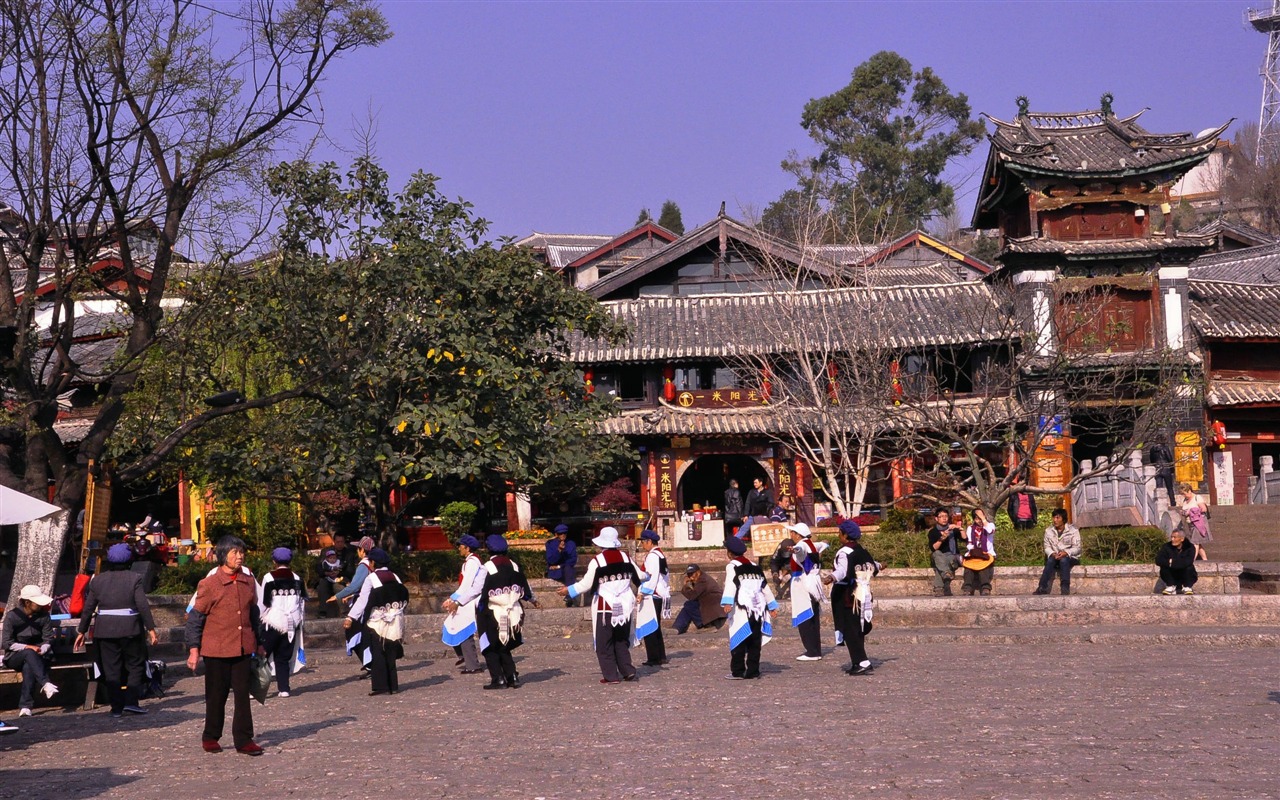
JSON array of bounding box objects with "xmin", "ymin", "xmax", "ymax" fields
[{"xmin": 589, "ymin": 478, "xmax": 641, "ymax": 539}]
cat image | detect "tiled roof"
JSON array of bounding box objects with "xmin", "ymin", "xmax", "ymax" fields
[
  {"xmin": 599, "ymin": 396, "xmax": 1018, "ymax": 437},
  {"xmin": 1189, "ymin": 242, "xmax": 1280, "ymax": 284},
  {"xmin": 985, "ymin": 108, "xmax": 1228, "ymax": 177},
  {"xmin": 544, "ymin": 245, "xmax": 598, "ymax": 269},
  {"xmin": 573, "ymin": 283, "xmax": 1009, "ymax": 363},
  {"xmin": 512, "ymin": 232, "xmax": 613, "ymax": 250},
  {"xmin": 1002, "ymin": 234, "xmax": 1215, "ymax": 259},
  {"xmin": 1206, "ymin": 380, "xmax": 1280, "ymax": 408},
  {"xmin": 1187, "ymin": 219, "xmax": 1279, "ymax": 250},
  {"xmin": 1189, "ymin": 280, "xmax": 1280, "ymax": 339},
  {"xmin": 850, "ymin": 262, "xmax": 968, "ymax": 286},
  {"xmin": 52, "ymin": 417, "xmax": 94, "ymax": 444}
]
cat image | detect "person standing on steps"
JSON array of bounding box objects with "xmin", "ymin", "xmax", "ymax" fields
[
  {"xmin": 635, "ymin": 530, "xmax": 670, "ymax": 667},
  {"xmin": 1177, "ymin": 483, "xmax": 1212, "ymax": 561},
  {"xmin": 723, "ymin": 479, "xmax": 744, "ymax": 534},
  {"xmin": 928, "ymin": 509, "xmax": 963, "ymax": 597},
  {"xmin": 1034, "ymin": 509, "xmax": 1082, "ymax": 596},
  {"xmin": 786, "ymin": 523, "xmax": 825, "ymax": 661},
  {"xmin": 557, "ymin": 526, "xmax": 641, "ymax": 684},
  {"xmin": 75, "ymin": 543, "xmax": 158, "ymax": 717},
  {"xmin": 720, "ymin": 536, "xmax": 778, "ymax": 680},
  {"xmin": 476, "ymin": 535, "xmax": 539, "ymax": 690},
  {"xmin": 1150, "ymin": 440, "xmax": 1176, "ymax": 506}
]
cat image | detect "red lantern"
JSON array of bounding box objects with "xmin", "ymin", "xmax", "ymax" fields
[
  {"xmin": 1211, "ymin": 420, "xmax": 1227, "ymax": 450},
  {"xmin": 584, "ymin": 367, "xmax": 595, "ymax": 395},
  {"xmin": 662, "ymin": 365, "xmax": 676, "ymax": 402},
  {"xmin": 826, "ymin": 360, "xmax": 839, "ymax": 404},
  {"xmin": 762, "ymin": 365, "xmax": 773, "ymax": 402},
  {"xmin": 890, "ymin": 360, "xmax": 904, "ymax": 405}
]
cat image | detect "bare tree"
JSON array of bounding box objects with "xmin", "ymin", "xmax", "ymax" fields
[
  {"xmin": 1221, "ymin": 122, "xmax": 1280, "ymax": 235},
  {"xmin": 0, "ymin": 0, "xmax": 389, "ymax": 606}
]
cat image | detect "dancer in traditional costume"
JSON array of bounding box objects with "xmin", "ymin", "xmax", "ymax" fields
[
  {"xmin": 834, "ymin": 524, "xmax": 880, "ymax": 675},
  {"xmin": 258, "ymin": 548, "xmax": 307, "ymax": 697},
  {"xmin": 476, "ymin": 535, "xmax": 539, "ymax": 689},
  {"xmin": 635, "ymin": 529, "xmax": 670, "ymax": 667},
  {"xmin": 824, "ymin": 521, "xmax": 860, "ymax": 647},
  {"xmin": 786, "ymin": 523, "xmax": 825, "ymax": 661},
  {"xmin": 345, "ymin": 548, "xmax": 408, "ymax": 695},
  {"xmin": 719, "ymin": 536, "xmax": 777, "ymax": 680},
  {"xmin": 558, "ymin": 526, "xmax": 640, "ymax": 684},
  {"xmin": 441, "ymin": 535, "xmax": 486, "ymax": 675}
]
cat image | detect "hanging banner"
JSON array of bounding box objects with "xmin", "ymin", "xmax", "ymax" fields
[{"xmin": 655, "ymin": 451, "xmax": 677, "ymax": 512}]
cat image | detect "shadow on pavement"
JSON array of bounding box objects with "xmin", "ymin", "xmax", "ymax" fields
[
  {"xmin": 513, "ymin": 667, "xmax": 566, "ymax": 684},
  {"xmin": 1269, "ymin": 690, "xmax": 1280, "ymax": 704},
  {"xmin": 0, "ymin": 768, "xmax": 140, "ymax": 797},
  {"xmin": 394, "ymin": 674, "xmax": 450, "ymax": 693},
  {"xmin": 256, "ymin": 716, "xmax": 357, "ymax": 747}
]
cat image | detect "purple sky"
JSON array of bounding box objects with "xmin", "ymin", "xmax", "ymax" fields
[{"xmin": 310, "ymin": 1, "xmax": 1266, "ymax": 240}]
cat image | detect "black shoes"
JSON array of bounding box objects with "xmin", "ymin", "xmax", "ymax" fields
[
  {"xmin": 483, "ymin": 680, "xmax": 507, "ymax": 690},
  {"xmin": 507, "ymin": 674, "xmax": 521, "ymax": 689},
  {"xmin": 622, "ymin": 674, "xmax": 638, "ymax": 682},
  {"xmin": 460, "ymin": 668, "xmax": 485, "ymax": 674},
  {"xmin": 846, "ymin": 664, "xmax": 874, "ymax": 676}
]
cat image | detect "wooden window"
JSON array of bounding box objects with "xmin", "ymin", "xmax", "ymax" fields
[{"xmin": 1056, "ymin": 288, "xmax": 1154, "ymax": 352}]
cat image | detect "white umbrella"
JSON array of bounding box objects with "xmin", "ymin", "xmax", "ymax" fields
[{"xmin": 0, "ymin": 484, "xmax": 62, "ymax": 525}]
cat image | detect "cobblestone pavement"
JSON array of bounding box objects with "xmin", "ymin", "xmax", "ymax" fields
[{"xmin": 1, "ymin": 638, "xmax": 1277, "ymax": 800}]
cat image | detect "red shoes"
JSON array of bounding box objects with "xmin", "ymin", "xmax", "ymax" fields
[
  {"xmin": 201, "ymin": 740, "xmax": 222, "ymax": 753},
  {"xmin": 235, "ymin": 741, "xmax": 265, "ymax": 756}
]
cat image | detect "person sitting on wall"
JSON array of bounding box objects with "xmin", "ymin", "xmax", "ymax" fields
[
  {"xmin": 545, "ymin": 525, "xmax": 579, "ymax": 608},
  {"xmin": 769, "ymin": 495, "xmax": 793, "ymax": 524},
  {"xmin": 1156, "ymin": 527, "xmax": 1198, "ymax": 596},
  {"xmin": 735, "ymin": 477, "xmax": 775, "ymax": 540},
  {"xmin": 1034, "ymin": 509, "xmax": 1082, "ymax": 596}
]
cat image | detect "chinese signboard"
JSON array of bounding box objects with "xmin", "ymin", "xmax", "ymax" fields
[
  {"xmin": 1174, "ymin": 430, "xmax": 1204, "ymax": 488},
  {"xmin": 655, "ymin": 451, "xmax": 677, "ymax": 512},
  {"xmin": 675, "ymin": 388, "xmax": 768, "ymax": 409},
  {"xmin": 775, "ymin": 458, "xmax": 794, "ymax": 500}
]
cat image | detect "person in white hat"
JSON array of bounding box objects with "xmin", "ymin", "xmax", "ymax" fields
[
  {"xmin": 1, "ymin": 585, "xmax": 60, "ymax": 716},
  {"xmin": 557, "ymin": 526, "xmax": 641, "ymax": 684},
  {"xmin": 785, "ymin": 523, "xmax": 825, "ymax": 661}
]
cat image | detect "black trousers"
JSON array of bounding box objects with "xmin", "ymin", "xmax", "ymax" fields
[
  {"xmin": 3, "ymin": 649, "xmax": 52, "ymax": 709},
  {"xmin": 367, "ymin": 632, "xmax": 401, "ymax": 694},
  {"xmin": 203, "ymin": 654, "xmax": 254, "ymax": 748},
  {"xmin": 260, "ymin": 628, "xmax": 294, "ymax": 693},
  {"xmin": 842, "ymin": 611, "xmax": 868, "ymax": 667},
  {"xmin": 729, "ymin": 617, "xmax": 763, "ymax": 678},
  {"xmin": 642, "ymin": 596, "xmax": 667, "ymax": 663},
  {"xmin": 963, "ymin": 565, "xmax": 994, "ymax": 594},
  {"xmin": 830, "ymin": 584, "xmax": 851, "ymax": 642},
  {"xmin": 1155, "ymin": 469, "xmax": 1176, "ymax": 505},
  {"xmin": 593, "ymin": 613, "xmax": 635, "ymax": 682},
  {"xmin": 97, "ymin": 635, "xmax": 146, "ymax": 712},
  {"xmin": 1160, "ymin": 565, "xmax": 1198, "ymax": 590},
  {"xmin": 483, "ymin": 642, "xmax": 517, "ymax": 684},
  {"xmin": 797, "ymin": 597, "xmax": 822, "ymax": 657}
]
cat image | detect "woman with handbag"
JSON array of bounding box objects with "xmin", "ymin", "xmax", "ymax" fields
[{"xmin": 1177, "ymin": 483, "xmax": 1212, "ymax": 560}]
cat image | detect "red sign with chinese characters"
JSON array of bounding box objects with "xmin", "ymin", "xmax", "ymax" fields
[
  {"xmin": 674, "ymin": 388, "xmax": 768, "ymax": 409},
  {"xmin": 655, "ymin": 451, "xmax": 677, "ymax": 512}
]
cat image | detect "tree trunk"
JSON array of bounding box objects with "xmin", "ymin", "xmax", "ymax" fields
[{"xmin": 7, "ymin": 510, "xmax": 69, "ymax": 609}]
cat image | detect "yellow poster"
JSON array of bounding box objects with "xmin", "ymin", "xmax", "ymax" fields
[{"xmin": 1174, "ymin": 430, "xmax": 1203, "ymax": 487}]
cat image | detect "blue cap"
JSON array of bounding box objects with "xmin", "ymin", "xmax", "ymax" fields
[
  {"xmin": 553, "ymin": 524, "xmax": 570, "ymax": 535},
  {"xmin": 107, "ymin": 543, "xmax": 133, "ymax": 564},
  {"xmin": 486, "ymin": 534, "xmax": 509, "ymax": 553},
  {"xmin": 458, "ymin": 534, "xmax": 481, "ymax": 550},
  {"xmin": 838, "ymin": 520, "xmax": 863, "ymax": 540},
  {"xmin": 725, "ymin": 537, "xmax": 747, "ymax": 556},
  {"xmin": 368, "ymin": 547, "xmax": 391, "ymax": 566},
  {"xmin": 640, "ymin": 529, "xmax": 660, "ymax": 543},
  {"xmin": 271, "ymin": 547, "xmax": 293, "ymax": 563}
]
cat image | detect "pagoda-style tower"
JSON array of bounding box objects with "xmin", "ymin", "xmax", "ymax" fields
[{"xmin": 973, "ymin": 96, "xmax": 1230, "ymax": 356}]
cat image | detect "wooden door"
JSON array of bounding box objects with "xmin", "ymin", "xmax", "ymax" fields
[{"xmin": 1229, "ymin": 443, "xmax": 1254, "ymax": 505}]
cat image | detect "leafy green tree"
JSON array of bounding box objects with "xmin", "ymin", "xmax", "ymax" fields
[
  {"xmin": 114, "ymin": 159, "xmax": 633, "ymax": 538},
  {"xmin": 635, "ymin": 208, "xmax": 651, "ymax": 225},
  {"xmin": 0, "ymin": 0, "xmax": 388, "ymax": 606},
  {"xmin": 766, "ymin": 50, "xmax": 985, "ymax": 244},
  {"xmin": 657, "ymin": 200, "xmax": 685, "ymax": 235}
]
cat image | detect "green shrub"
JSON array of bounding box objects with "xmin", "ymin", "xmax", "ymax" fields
[
  {"xmin": 877, "ymin": 507, "xmax": 919, "ymax": 535},
  {"xmin": 438, "ymin": 501, "xmax": 478, "ymax": 539}
]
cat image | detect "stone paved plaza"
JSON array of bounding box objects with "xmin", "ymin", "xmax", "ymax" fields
[{"xmin": 1, "ymin": 639, "xmax": 1277, "ymax": 800}]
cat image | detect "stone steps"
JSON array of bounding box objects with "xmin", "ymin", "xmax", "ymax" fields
[
  {"xmin": 145, "ymin": 593, "xmax": 1280, "ymax": 661},
  {"xmin": 1202, "ymin": 506, "xmax": 1280, "ymax": 563}
]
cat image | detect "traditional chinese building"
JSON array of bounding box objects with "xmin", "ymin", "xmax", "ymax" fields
[{"xmin": 972, "ymin": 97, "xmax": 1230, "ymax": 498}]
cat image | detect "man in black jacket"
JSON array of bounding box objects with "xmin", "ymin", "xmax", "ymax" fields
[{"xmin": 927, "ymin": 509, "xmax": 963, "ymax": 597}]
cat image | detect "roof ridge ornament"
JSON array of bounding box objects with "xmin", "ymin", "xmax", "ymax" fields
[
  {"xmin": 1100, "ymin": 92, "xmax": 1114, "ymax": 116},
  {"xmin": 1016, "ymin": 96, "xmax": 1030, "ymax": 117}
]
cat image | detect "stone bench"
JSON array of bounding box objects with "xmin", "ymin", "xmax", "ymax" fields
[{"xmin": 0, "ymin": 660, "xmax": 97, "ymax": 711}]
